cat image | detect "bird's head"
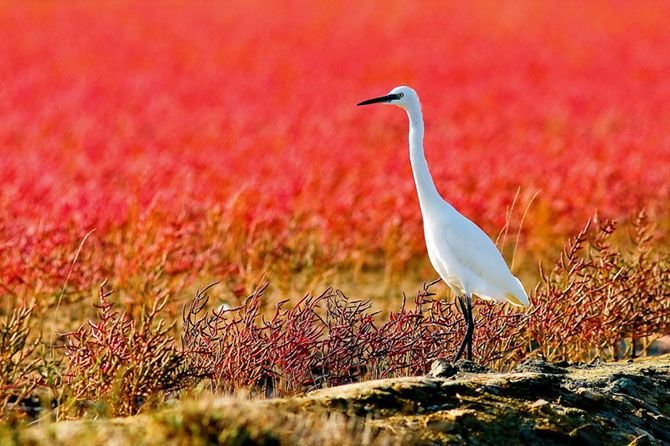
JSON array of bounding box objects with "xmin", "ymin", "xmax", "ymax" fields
[{"xmin": 357, "ymin": 86, "xmax": 418, "ymax": 111}]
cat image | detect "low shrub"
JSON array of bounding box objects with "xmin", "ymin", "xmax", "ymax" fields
[{"xmin": 59, "ymin": 281, "xmax": 193, "ymax": 417}]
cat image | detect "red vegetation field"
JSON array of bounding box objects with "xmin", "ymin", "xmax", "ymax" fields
[
  {"xmin": 2, "ymin": 1, "xmax": 669, "ymax": 301},
  {"xmin": 0, "ymin": 0, "xmax": 669, "ymax": 420}
]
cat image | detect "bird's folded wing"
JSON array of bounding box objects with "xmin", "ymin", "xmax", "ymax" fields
[{"xmin": 428, "ymin": 211, "xmax": 529, "ymax": 306}]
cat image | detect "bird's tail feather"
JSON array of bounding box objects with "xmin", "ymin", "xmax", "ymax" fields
[{"xmin": 506, "ymin": 277, "xmax": 530, "ymax": 307}]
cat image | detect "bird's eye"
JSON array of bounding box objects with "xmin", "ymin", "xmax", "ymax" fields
[{"xmin": 398, "ymin": 92, "xmax": 404, "ymax": 98}]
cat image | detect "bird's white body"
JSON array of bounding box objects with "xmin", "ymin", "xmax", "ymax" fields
[
  {"xmin": 362, "ymin": 86, "xmax": 529, "ymax": 307},
  {"xmin": 422, "ymin": 200, "xmax": 528, "ymax": 306}
]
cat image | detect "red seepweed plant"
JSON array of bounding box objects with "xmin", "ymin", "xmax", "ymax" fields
[
  {"xmin": 0, "ymin": 212, "xmax": 664, "ymax": 419},
  {"xmin": 529, "ymin": 210, "xmax": 670, "ymax": 362},
  {"xmin": 59, "ymin": 281, "xmax": 193, "ymax": 417},
  {"xmin": 2, "ymin": 1, "xmax": 670, "ymax": 302},
  {"xmin": 178, "ymin": 211, "xmax": 668, "ymax": 396},
  {"xmin": 182, "ymin": 279, "xmax": 532, "ymax": 395},
  {"xmin": 1, "ymin": 0, "xmax": 670, "ymax": 424}
]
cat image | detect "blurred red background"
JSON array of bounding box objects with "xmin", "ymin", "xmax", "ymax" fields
[{"xmin": 1, "ymin": 1, "xmax": 668, "ymax": 298}]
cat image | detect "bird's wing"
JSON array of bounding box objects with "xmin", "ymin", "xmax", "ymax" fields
[{"xmin": 426, "ymin": 208, "xmax": 529, "ymax": 306}]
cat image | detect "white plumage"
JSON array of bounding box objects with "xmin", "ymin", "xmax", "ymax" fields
[{"xmin": 358, "ymin": 86, "xmax": 529, "ymax": 361}]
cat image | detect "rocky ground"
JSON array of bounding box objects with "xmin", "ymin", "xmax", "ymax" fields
[{"xmin": 6, "ymin": 355, "xmax": 670, "ymax": 445}]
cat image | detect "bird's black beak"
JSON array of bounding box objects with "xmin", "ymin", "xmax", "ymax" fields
[{"xmin": 357, "ymin": 93, "xmax": 402, "ymax": 106}]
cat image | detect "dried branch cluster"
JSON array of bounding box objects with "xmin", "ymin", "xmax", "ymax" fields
[
  {"xmin": 529, "ymin": 210, "xmax": 670, "ymax": 361},
  {"xmin": 0, "ymin": 305, "xmax": 39, "ymax": 419},
  {"xmin": 59, "ymin": 281, "xmax": 193, "ymax": 417},
  {"xmin": 182, "ymin": 280, "xmax": 529, "ymax": 395},
  {"xmin": 179, "ymin": 210, "xmax": 668, "ymax": 394}
]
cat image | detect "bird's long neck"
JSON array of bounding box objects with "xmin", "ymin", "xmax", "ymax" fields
[{"xmin": 406, "ymin": 104, "xmax": 441, "ymax": 214}]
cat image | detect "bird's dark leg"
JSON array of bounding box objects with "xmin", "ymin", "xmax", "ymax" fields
[
  {"xmin": 453, "ymin": 295, "xmax": 470, "ymax": 362},
  {"xmin": 465, "ymin": 295, "xmax": 474, "ymax": 360},
  {"xmin": 453, "ymin": 295, "xmax": 475, "ymax": 362}
]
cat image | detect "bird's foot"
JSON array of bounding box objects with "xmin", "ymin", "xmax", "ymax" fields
[
  {"xmin": 429, "ymin": 358, "xmax": 490, "ymax": 378},
  {"xmin": 452, "ymin": 359, "xmax": 490, "ymax": 374}
]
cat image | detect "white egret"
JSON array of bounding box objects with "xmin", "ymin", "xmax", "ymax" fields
[{"xmin": 357, "ymin": 86, "xmax": 529, "ymax": 362}]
